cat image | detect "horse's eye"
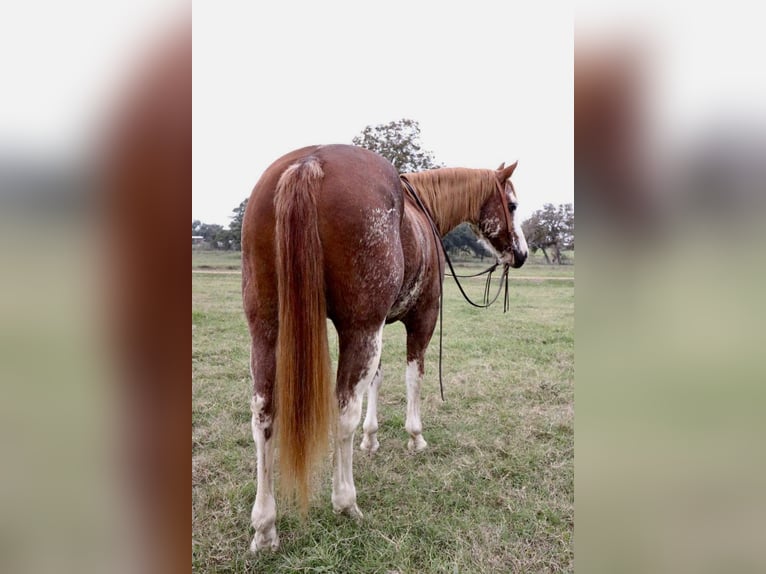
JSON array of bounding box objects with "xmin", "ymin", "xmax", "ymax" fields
[{"xmin": 508, "ymin": 203, "xmax": 517, "ymax": 213}]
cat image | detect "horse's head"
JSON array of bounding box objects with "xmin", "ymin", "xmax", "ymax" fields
[{"xmin": 475, "ymin": 161, "xmax": 528, "ymax": 268}]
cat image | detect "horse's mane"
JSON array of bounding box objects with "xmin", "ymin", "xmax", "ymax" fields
[{"xmin": 402, "ymin": 168, "xmax": 497, "ymax": 234}]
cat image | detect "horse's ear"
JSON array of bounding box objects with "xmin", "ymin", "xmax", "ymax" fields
[
  {"xmin": 498, "ymin": 160, "xmax": 518, "ymax": 181},
  {"xmin": 496, "ymin": 162, "xmax": 505, "ymax": 170}
]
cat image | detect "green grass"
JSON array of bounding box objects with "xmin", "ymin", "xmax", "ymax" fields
[
  {"xmin": 192, "ymin": 249, "xmax": 573, "ymax": 276},
  {"xmin": 193, "ymin": 249, "xmax": 243, "ymax": 269},
  {"xmin": 192, "ymin": 259, "xmax": 573, "ymax": 573}
]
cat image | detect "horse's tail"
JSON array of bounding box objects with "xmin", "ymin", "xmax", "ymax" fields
[{"xmin": 273, "ymin": 156, "xmax": 334, "ymax": 512}]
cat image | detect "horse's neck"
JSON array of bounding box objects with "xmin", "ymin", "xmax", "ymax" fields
[
  {"xmin": 431, "ymin": 190, "xmax": 475, "ymax": 236},
  {"xmin": 404, "ymin": 169, "xmax": 494, "ymax": 236}
]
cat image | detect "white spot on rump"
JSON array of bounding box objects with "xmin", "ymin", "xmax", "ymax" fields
[
  {"xmin": 361, "ymin": 207, "xmax": 396, "ymax": 248},
  {"xmin": 357, "ymin": 207, "xmax": 401, "ymax": 295}
]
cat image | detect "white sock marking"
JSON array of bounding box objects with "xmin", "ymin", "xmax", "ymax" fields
[
  {"xmin": 405, "ymin": 360, "xmax": 428, "ymax": 452},
  {"xmin": 333, "ymin": 325, "xmax": 384, "ymax": 516},
  {"xmin": 250, "ymin": 394, "xmax": 278, "ymax": 552},
  {"xmin": 361, "ymin": 367, "xmax": 382, "ymax": 453}
]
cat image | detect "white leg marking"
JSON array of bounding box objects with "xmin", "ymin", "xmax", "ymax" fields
[
  {"xmin": 249, "ymin": 394, "xmax": 279, "ymax": 552},
  {"xmin": 360, "ymin": 366, "xmax": 382, "ymax": 454},
  {"xmin": 332, "ymin": 326, "xmax": 384, "ymax": 518},
  {"xmin": 405, "ymin": 360, "xmax": 428, "ymax": 452}
]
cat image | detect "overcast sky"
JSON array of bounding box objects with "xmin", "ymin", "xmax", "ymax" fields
[
  {"xmin": 3, "ymin": 2, "xmax": 764, "ymax": 230},
  {"xmin": 193, "ymin": 2, "xmax": 573, "ymax": 226}
]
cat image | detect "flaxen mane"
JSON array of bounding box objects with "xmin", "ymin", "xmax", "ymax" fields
[{"xmin": 402, "ymin": 168, "xmax": 498, "ymax": 233}]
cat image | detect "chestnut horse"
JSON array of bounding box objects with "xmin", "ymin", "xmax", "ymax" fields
[{"xmin": 241, "ymin": 144, "xmax": 527, "ymax": 551}]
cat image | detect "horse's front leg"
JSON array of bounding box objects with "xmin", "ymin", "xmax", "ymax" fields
[
  {"xmin": 404, "ymin": 323, "xmax": 434, "ymax": 453},
  {"xmin": 360, "ymin": 364, "xmax": 382, "ymax": 454},
  {"xmin": 404, "ymin": 357, "xmax": 428, "ymax": 452}
]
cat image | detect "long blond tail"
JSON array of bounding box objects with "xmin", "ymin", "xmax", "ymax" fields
[{"xmin": 273, "ymin": 157, "xmax": 333, "ymax": 512}]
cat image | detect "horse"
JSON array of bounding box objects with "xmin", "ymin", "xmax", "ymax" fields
[{"xmin": 241, "ymin": 143, "xmax": 528, "ymax": 552}]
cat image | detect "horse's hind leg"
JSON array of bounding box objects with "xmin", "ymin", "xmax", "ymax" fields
[
  {"xmin": 360, "ymin": 363, "xmax": 382, "ymax": 454},
  {"xmin": 333, "ymin": 324, "xmax": 384, "ymax": 518},
  {"xmin": 248, "ymin": 335, "xmax": 279, "ymax": 552}
]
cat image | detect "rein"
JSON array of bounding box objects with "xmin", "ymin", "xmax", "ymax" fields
[{"xmin": 400, "ymin": 175, "xmax": 513, "ymax": 401}]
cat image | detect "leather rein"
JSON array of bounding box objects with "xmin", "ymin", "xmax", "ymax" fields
[{"xmin": 399, "ymin": 174, "xmax": 516, "ymax": 400}]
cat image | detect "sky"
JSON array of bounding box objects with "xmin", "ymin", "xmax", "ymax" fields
[
  {"xmin": 3, "ymin": 2, "xmax": 764, "ymax": 229},
  {"xmin": 576, "ymin": 1, "xmax": 766, "ymax": 143},
  {"xmin": 0, "ymin": 1, "xmax": 184, "ymax": 161},
  {"xmin": 193, "ymin": 2, "xmax": 574, "ymax": 226}
]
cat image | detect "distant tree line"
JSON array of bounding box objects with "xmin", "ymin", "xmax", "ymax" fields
[
  {"xmin": 192, "ymin": 198, "xmax": 247, "ymax": 250},
  {"xmin": 193, "ymin": 120, "xmax": 574, "ymax": 262}
]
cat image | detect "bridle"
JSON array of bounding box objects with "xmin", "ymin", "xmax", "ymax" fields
[
  {"xmin": 400, "ymin": 174, "xmax": 516, "ymax": 308},
  {"xmin": 493, "ymin": 176, "xmax": 516, "ymax": 250},
  {"xmin": 400, "ymin": 174, "xmax": 517, "ymax": 400}
]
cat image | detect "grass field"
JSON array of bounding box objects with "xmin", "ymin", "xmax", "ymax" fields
[
  {"xmin": 192, "ymin": 249, "xmax": 573, "ymax": 275},
  {"xmin": 192, "ymin": 249, "xmax": 244, "ymax": 269},
  {"xmin": 192, "ymin": 251, "xmax": 573, "ymax": 573}
]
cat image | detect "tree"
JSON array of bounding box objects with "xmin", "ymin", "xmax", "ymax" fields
[
  {"xmin": 522, "ymin": 203, "xmax": 574, "ymax": 264},
  {"xmin": 352, "ymin": 119, "xmax": 494, "ymax": 261},
  {"xmin": 442, "ymin": 223, "xmax": 491, "ymax": 260},
  {"xmin": 352, "ymin": 118, "xmax": 440, "ymax": 173},
  {"xmin": 191, "ymin": 198, "xmax": 249, "ymax": 250},
  {"xmin": 191, "ymin": 220, "xmax": 223, "ymax": 248},
  {"xmin": 228, "ymin": 198, "xmax": 248, "ymax": 250},
  {"xmin": 522, "ymin": 211, "xmax": 550, "ymax": 263}
]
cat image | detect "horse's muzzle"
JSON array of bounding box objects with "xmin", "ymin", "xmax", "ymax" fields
[{"xmin": 509, "ymin": 248, "xmax": 527, "ymax": 269}]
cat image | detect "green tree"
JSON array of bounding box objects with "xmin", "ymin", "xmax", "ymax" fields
[
  {"xmin": 443, "ymin": 223, "xmax": 491, "ymax": 260},
  {"xmin": 353, "ymin": 119, "xmax": 496, "ymax": 261},
  {"xmin": 352, "ymin": 118, "xmax": 440, "ymax": 173},
  {"xmin": 228, "ymin": 198, "xmax": 248, "ymax": 250},
  {"xmin": 522, "ymin": 203, "xmax": 574, "ymax": 264},
  {"xmin": 190, "ymin": 221, "xmax": 224, "ymax": 248}
]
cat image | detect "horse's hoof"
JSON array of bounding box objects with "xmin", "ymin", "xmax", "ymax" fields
[
  {"xmin": 360, "ymin": 436, "xmax": 379, "ymax": 454},
  {"xmin": 333, "ymin": 503, "xmax": 364, "ymax": 520},
  {"xmin": 249, "ymin": 528, "xmax": 279, "ymax": 553},
  {"xmin": 407, "ymin": 435, "xmax": 428, "ymax": 452},
  {"xmin": 344, "ymin": 504, "xmax": 364, "ymax": 520}
]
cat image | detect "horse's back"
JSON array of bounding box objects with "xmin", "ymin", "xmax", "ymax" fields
[{"xmin": 242, "ymin": 144, "xmax": 405, "ymax": 328}]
